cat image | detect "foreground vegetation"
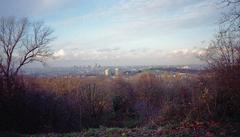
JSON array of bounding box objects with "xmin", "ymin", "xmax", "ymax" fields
[
  {"xmin": 0, "ymin": 70, "xmax": 240, "ymax": 136},
  {"xmin": 1, "ymin": 121, "xmax": 240, "ymax": 137}
]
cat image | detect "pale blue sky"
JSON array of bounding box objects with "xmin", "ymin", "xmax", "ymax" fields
[{"xmin": 0, "ymin": 0, "xmax": 222, "ymax": 66}]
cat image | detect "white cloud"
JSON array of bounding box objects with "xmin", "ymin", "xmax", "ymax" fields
[
  {"xmin": 167, "ymin": 48, "xmax": 206, "ymax": 57},
  {"xmin": 51, "ymin": 47, "xmax": 205, "ymax": 65},
  {"xmin": 53, "ymin": 49, "xmax": 65, "ymax": 58},
  {"xmin": 53, "ymin": 0, "xmax": 218, "ymax": 29},
  {"xmin": 50, "ymin": 0, "xmax": 219, "ymax": 53},
  {"xmin": 45, "ymin": 0, "xmax": 218, "ymax": 66}
]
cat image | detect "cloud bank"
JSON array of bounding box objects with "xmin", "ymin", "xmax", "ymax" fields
[{"xmin": 50, "ymin": 47, "xmax": 206, "ymax": 66}]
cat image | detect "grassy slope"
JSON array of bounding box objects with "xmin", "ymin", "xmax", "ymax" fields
[{"xmin": 1, "ymin": 122, "xmax": 239, "ymax": 137}]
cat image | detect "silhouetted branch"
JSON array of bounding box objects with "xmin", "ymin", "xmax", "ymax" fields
[{"xmin": 0, "ymin": 17, "xmax": 54, "ymax": 86}]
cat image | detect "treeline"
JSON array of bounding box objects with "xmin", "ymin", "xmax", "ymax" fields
[{"xmin": 0, "ymin": 71, "xmax": 239, "ymax": 133}]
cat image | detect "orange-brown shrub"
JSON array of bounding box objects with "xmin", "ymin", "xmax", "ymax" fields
[{"xmin": 0, "ymin": 71, "xmax": 239, "ymax": 133}]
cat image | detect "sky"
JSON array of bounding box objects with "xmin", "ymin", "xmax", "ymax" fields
[{"xmin": 0, "ymin": 0, "xmax": 222, "ymax": 66}]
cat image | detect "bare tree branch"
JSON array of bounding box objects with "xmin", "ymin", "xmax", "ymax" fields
[
  {"xmin": 220, "ymin": 0, "xmax": 240, "ymax": 31},
  {"xmin": 201, "ymin": 30, "xmax": 240, "ymax": 72},
  {"xmin": 0, "ymin": 17, "xmax": 54, "ymax": 85}
]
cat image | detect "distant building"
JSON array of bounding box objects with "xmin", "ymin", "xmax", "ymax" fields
[
  {"xmin": 115, "ymin": 68, "xmax": 119, "ymax": 76},
  {"xmin": 104, "ymin": 68, "xmax": 110, "ymax": 76},
  {"xmin": 104, "ymin": 68, "xmax": 120, "ymax": 77},
  {"xmin": 181, "ymin": 65, "xmax": 190, "ymax": 69}
]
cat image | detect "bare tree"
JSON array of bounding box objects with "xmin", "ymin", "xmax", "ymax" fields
[
  {"xmin": 200, "ymin": 28, "xmax": 240, "ymax": 118},
  {"xmin": 0, "ymin": 17, "xmax": 54, "ymax": 87},
  {"xmin": 200, "ymin": 30, "xmax": 240, "ymax": 90},
  {"xmin": 202, "ymin": 31, "xmax": 240, "ymax": 70},
  {"xmin": 220, "ymin": 0, "xmax": 240, "ymax": 31},
  {"xmin": 200, "ymin": 1, "xmax": 240, "ymax": 79}
]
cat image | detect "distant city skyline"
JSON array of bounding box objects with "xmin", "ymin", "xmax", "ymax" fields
[{"xmin": 0, "ymin": 0, "xmax": 222, "ymax": 66}]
